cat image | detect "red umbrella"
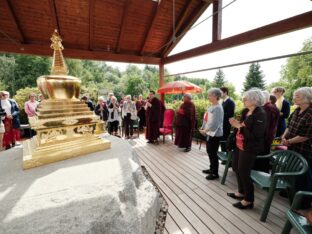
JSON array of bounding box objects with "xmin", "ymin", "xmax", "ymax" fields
[{"xmin": 157, "ymin": 80, "xmax": 203, "ymax": 94}]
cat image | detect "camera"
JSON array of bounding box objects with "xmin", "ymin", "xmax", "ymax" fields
[{"xmin": 0, "ymin": 107, "xmax": 6, "ymax": 117}]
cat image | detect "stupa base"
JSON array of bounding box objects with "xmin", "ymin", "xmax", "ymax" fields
[{"xmin": 22, "ymin": 135, "xmax": 111, "ymax": 169}]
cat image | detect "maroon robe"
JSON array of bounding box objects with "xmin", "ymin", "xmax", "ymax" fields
[
  {"xmin": 174, "ymin": 101, "xmax": 196, "ymax": 148},
  {"xmin": 263, "ymin": 102, "xmax": 280, "ymax": 153},
  {"xmin": 145, "ymin": 97, "xmax": 161, "ymax": 141}
]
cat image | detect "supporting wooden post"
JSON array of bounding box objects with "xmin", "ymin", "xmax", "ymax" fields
[
  {"xmin": 212, "ymin": 0, "xmax": 222, "ymax": 42},
  {"xmin": 159, "ymin": 63, "xmax": 165, "ymax": 103}
]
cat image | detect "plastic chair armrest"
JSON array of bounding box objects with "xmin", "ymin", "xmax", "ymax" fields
[{"xmin": 291, "ymin": 191, "xmax": 312, "ymax": 209}]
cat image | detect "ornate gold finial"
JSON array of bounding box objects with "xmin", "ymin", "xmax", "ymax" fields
[{"xmin": 50, "ymin": 29, "xmax": 68, "ymax": 75}]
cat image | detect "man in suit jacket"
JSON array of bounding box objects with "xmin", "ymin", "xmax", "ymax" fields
[{"xmin": 220, "ymin": 87, "xmax": 235, "ymax": 152}]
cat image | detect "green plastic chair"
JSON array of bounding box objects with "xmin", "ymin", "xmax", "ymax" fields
[
  {"xmin": 282, "ymin": 191, "xmax": 312, "ymax": 234},
  {"xmin": 217, "ymin": 140, "xmax": 233, "ymax": 185},
  {"xmin": 251, "ymin": 150, "xmax": 308, "ymax": 222}
]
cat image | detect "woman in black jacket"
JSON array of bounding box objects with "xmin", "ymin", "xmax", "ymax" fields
[{"xmin": 228, "ymin": 88, "xmax": 267, "ymax": 209}]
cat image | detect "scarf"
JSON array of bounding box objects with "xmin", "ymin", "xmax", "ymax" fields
[{"xmin": 275, "ymin": 96, "xmax": 284, "ymax": 111}]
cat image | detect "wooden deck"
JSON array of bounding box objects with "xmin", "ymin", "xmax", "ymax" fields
[{"xmin": 130, "ymin": 136, "xmax": 290, "ymax": 234}]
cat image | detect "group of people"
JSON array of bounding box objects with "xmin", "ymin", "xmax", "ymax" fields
[
  {"xmin": 172, "ymin": 85, "xmax": 312, "ymax": 210},
  {"xmin": 0, "ymin": 91, "xmax": 21, "ymax": 151},
  {"xmin": 81, "ymin": 91, "xmax": 165, "ymax": 142}
]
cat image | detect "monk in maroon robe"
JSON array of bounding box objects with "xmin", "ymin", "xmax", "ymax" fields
[
  {"xmin": 145, "ymin": 91, "xmax": 161, "ymax": 143},
  {"xmin": 174, "ymin": 94, "xmax": 196, "ymax": 152}
]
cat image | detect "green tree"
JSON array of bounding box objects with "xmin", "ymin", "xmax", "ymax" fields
[
  {"xmin": 243, "ymin": 63, "xmax": 265, "ymax": 92},
  {"xmin": 212, "ymin": 69, "xmax": 226, "ymax": 87},
  {"xmin": 280, "ymin": 37, "xmax": 312, "ymax": 100},
  {"xmin": 0, "ymin": 55, "xmax": 16, "ymax": 94}
]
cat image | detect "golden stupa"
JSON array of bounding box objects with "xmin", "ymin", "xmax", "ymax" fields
[{"xmin": 22, "ymin": 30, "xmax": 111, "ymax": 169}]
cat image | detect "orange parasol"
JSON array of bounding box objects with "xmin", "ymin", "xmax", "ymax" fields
[{"xmin": 157, "ymin": 80, "xmax": 203, "ymax": 94}]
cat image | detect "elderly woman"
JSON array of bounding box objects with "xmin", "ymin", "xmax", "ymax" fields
[
  {"xmin": 174, "ymin": 93, "xmax": 196, "ymax": 152},
  {"xmin": 201, "ymin": 88, "xmax": 224, "ymax": 180},
  {"xmin": 272, "ymin": 87, "xmax": 290, "ymax": 137},
  {"xmin": 95, "ymin": 96, "xmax": 109, "ymax": 121},
  {"xmin": 253, "ymin": 91, "xmax": 280, "ymax": 172},
  {"xmin": 228, "ymin": 88, "xmax": 266, "ymax": 209},
  {"xmin": 0, "ymin": 91, "xmax": 21, "ymax": 150},
  {"xmin": 281, "ymin": 87, "xmax": 312, "ymax": 191},
  {"xmin": 107, "ymin": 96, "xmax": 120, "ymax": 136},
  {"xmin": 0, "ymin": 99, "xmax": 5, "ymax": 151},
  {"xmin": 122, "ymin": 95, "xmax": 137, "ymax": 139}
]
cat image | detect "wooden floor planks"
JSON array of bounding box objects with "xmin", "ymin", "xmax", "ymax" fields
[{"xmin": 130, "ymin": 136, "xmax": 289, "ymax": 234}]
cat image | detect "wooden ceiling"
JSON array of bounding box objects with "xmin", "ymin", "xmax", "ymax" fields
[
  {"xmin": 0, "ymin": 0, "xmax": 210, "ymax": 64},
  {"xmin": 0, "ymin": 0, "xmax": 311, "ymax": 65}
]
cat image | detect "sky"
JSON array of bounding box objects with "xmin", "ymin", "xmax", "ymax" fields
[{"xmin": 107, "ymin": 0, "xmax": 312, "ymax": 94}]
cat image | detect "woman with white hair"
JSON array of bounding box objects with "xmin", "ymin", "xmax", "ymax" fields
[
  {"xmin": 228, "ymin": 88, "xmax": 267, "ymax": 209},
  {"xmin": 0, "ymin": 91, "xmax": 21, "ymax": 150},
  {"xmin": 253, "ymin": 91, "xmax": 279, "ymax": 172},
  {"xmin": 107, "ymin": 96, "xmax": 120, "ymax": 136},
  {"xmin": 95, "ymin": 96, "xmax": 109, "ymax": 121},
  {"xmin": 281, "ymin": 87, "xmax": 312, "ymax": 191},
  {"xmin": 201, "ymin": 88, "xmax": 224, "ymax": 180},
  {"xmin": 122, "ymin": 95, "xmax": 137, "ymax": 139},
  {"xmin": 174, "ymin": 93, "xmax": 196, "ymax": 152}
]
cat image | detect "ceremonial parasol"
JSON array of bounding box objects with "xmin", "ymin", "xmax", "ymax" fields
[{"xmin": 157, "ymin": 80, "xmax": 203, "ymax": 94}]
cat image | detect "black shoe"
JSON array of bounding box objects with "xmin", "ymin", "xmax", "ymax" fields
[
  {"xmin": 184, "ymin": 147, "xmax": 191, "ymax": 152},
  {"xmin": 227, "ymin": 193, "xmax": 244, "ymax": 200},
  {"xmin": 147, "ymin": 140, "xmax": 153, "ymax": 143},
  {"xmin": 221, "ymin": 161, "xmax": 226, "ymax": 165},
  {"xmin": 205, "ymin": 174, "xmax": 219, "ymax": 180},
  {"xmin": 233, "ymin": 201, "xmax": 253, "ymax": 209},
  {"xmin": 202, "ymin": 169, "xmax": 213, "ymax": 174},
  {"xmin": 5, "ymin": 145, "xmax": 11, "ymax": 150}
]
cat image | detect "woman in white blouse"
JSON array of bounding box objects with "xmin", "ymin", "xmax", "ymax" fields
[
  {"xmin": 107, "ymin": 96, "xmax": 120, "ymax": 136},
  {"xmin": 122, "ymin": 95, "xmax": 137, "ymax": 139}
]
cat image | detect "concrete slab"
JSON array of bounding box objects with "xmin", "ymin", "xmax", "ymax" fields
[{"xmin": 0, "ymin": 135, "xmax": 159, "ymax": 234}]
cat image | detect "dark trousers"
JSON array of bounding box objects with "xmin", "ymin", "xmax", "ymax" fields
[
  {"xmin": 232, "ymin": 149, "xmax": 256, "ymax": 202},
  {"xmin": 295, "ymin": 158, "xmax": 312, "ymax": 193},
  {"xmin": 109, "ymin": 121, "xmax": 119, "ymax": 134},
  {"xmin": 206, "ymin": 136, "xmax": 221, "ymax": 175},
  {"xmin": 124, "ymin": 114, "xmax": 133, "ymax": 137}
]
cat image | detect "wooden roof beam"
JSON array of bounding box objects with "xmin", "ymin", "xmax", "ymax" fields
[
  {"xmin": 89, "ymin": 0, "xmax": 95, "ymax": 50},
  {"xmin": 48, "ymin": 0, "xmax": 60, "ymax": 34},
  {"xmin": 212, "ymin": 0, "xmax": 222, "ymax": 42},
  {"xmin": 3, "ymin": 0, "xmax": 25, "ymax": 43},
  {"xmin": 162, "ymin": 0, "xmax": 211, "ymax": 57},
  {"xmin": 140, "ymin": 0, "xmax": 165, "ymax": 55},
  {"xmin": 163, "ymin": 11, "xmax": 312, "ymax": 64},
  {"xmin": 116, "ymin": 0, "xmax": 131, "ymax": 53},
  {"xmin": 161, "ymin": 0, "xmax": 195, "ymax": 56},
  {"xmin": 0, "ymin": 41, "xmax": 161, "ymax": 64}
]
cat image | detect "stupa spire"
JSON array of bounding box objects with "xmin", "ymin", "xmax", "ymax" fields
[{"xmin": 50, "ymin": 29, "xmax": 68, "ymax": 75}]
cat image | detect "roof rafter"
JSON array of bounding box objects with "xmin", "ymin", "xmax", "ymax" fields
[
  {"xmin": 48, "ymin": 0, "xmax": 60, "ymax": 34},
  {"xmin": 140, "ymin": 0, "xmax": 165, "ymax": 55},
  {"xmin": 162, "ymin": 0, "xmax": 211, "ymax": 57},
  {"xmin": 163, "ymin": 11, "xmax": 312, "ymax": 64},
  {"xmin": 3, "ymin": 0, "xmax": 25, "ymax": 43},
  {"xmin": 0, "ymin": 41, "xmax": 161, "ymax": 64},
  {"xmin": 212, "ymin": 0, "xmax": 222, "ymax": 42},
  {"xmin": 161, "ymin": 0, "xmax": 195, "ymax": 56},
  {"xmin": 116, "ymin": 0, "xmax": 131, "ymax": 53},
  {"xmin": 89, "ymin": 0, "xmax": 95, "ymax": 50}
]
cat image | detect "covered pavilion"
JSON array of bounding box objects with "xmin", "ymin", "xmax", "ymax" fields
[
  {"xmin": 0, "ymin": 1, "xmax": 312, "ymax": 233},
  {"xmin": 0, "ymin": 0, "xmax": 311, "ymax": 101}
]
